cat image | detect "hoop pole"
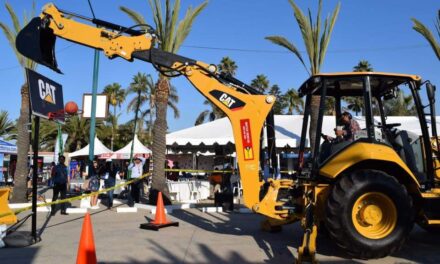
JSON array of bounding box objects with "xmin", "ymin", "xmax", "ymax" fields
[
  {"xmin": 88, "ymin": 49, "xmax": 100, "ymax": 170},
  {"xmin": 57, "ymin": 123, "xmax": 63, "ymax": 155},
  {"xmin": 31, "ymin": 115, "xmax": 40, "ymax": 243}
]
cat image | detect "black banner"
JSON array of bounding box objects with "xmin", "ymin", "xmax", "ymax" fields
[{"xmin": 26, "ymin": 68, "xmax": 64, "ymax": 122}]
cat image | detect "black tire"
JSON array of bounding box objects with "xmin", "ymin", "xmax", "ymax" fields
[{"xmin": 325, "ymin": 170, "xmax": 414, "ymax": 259}]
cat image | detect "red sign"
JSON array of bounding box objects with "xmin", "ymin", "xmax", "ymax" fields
[{"xmin": 240, "ymin": 119, "xmax": 254, "ymax": 160}]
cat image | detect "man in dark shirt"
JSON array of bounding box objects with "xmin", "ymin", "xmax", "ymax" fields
[
  {"xmin": 51, "ymin": 155, "xmax": 69, "ymax": 215},
  {"xmin": 323, "ymin": 112, "xmax": 361, "ymax": 142},
  {"xmin": 335, "ymin": 112, "xmax": 361, "ymax": 141}
]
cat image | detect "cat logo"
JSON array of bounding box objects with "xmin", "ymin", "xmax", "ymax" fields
[
  {"xmin": 38, "ymin": 79, "xmax": 56, "ymax": 104},
  {"xmin": 219, "ymin": 93, "xmax": 236, "ymax": 108},
  {"xmin": 209, "ymin": 90, "xmax": 245, "ymax": 111}
]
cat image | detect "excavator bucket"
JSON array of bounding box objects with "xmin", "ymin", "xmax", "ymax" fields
[{"xmin": 16, "ymin": 17, "xmax": 61, "ymax": 73}]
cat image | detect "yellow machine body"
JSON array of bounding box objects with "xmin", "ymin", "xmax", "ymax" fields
[{"xmin": 0, "ymin": 188, "xmax": 17, "ymax": 225}]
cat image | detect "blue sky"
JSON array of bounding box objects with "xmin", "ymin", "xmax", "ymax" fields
[{"xmin": 0, "ymin": 0, "xmax": 439, "ymax": 132}]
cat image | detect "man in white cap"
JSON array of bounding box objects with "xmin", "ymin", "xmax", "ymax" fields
[{"xmin": 128, "ymin": 156, "xmax": 145, "ymax": 204}]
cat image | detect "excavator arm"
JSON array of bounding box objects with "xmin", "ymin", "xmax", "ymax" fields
[{"xmin": 16, "ymin": 3, "xmax": 297, "ymax": 221}]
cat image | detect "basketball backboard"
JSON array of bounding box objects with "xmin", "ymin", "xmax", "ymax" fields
[{"xmin": 82, "ymin": 94, "xmax": 109, "ymax": 119}]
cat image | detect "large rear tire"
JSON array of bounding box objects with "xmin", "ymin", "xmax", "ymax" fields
[{"xmin": 325, "ymin": 170, "xmax": 414, "ymax": 259}]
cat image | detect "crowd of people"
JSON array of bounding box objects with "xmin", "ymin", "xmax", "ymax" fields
[{"xmin": 48, "ymin": 155, "xmax": 149, "ymax": 215}]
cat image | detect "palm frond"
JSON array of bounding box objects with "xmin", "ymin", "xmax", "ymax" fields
[
  {"xmin": 119, "ymin": 6, "xmax": 147, "ymax": 25},
  {"xmin": 412, "ymin": 18, "xmax": 440, "ymax": 60},
  {"xmin": 318, "ymin": 1, "xmax": 340, "ymax": 69},
  {"xmin": 148, "ymin": 0, "xmax": 165, "ymax": 44},
  {"xmin": 289, "ymin": 0, "xmax": 314, "ymax": 73},
  {"xmin": 167, "ymin": 101, "xmax": 180, "ymax": 119},
  {"xmin": 265, "ymin": 36, "xmax": 309, "ymax": 75},
  {"xmin": 5, "ymin": 3, "xmax": 20, "ymax": 34},
  {"xmin": 172, "ymin": 1, "xmax": 208, "ymax": 53},
  {"xmin": 195, "ymin": 110, "xmax": 209, "ymax": 125}
]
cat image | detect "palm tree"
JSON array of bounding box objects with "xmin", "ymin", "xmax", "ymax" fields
[
  {"xmin": 194, "ymin": 100, "xmax": 225, "ymax": 125},
  {"xmin": 0, "ymin": 111, "xmax": 15, "ymax": 139},
  {"xmin": 121, "ymin": 0, "xmax": 207, "ymax": 202},
  {"xmin": 353, "ymin": 60, "xmax": 373, "ymax": 72},
  {"xmin": 412, "ymin": 11, "xmax": 440, "ymax": 60},
  {"xmin": 269, "ymin": 85, "xmax": 286, "ymax": 114},
  {"xmin": 284, "ymin": 88, "xmax": 304, "ymax": 114},
  {"xmin": 39, "ymin": 115, "xmax": 110, "ymax": 152},
  {"xmin": 195, "ymin": 57, "xmax": 238, "ymax": 125},
  {"xmin": 103, "ymin": 82, "xmax": 125, "ymax": 150},
  {"xmin": 251, "ymin": 74, "xmax": 270, "ymax": 93},
  {"xmin": 384, "ymin": 90, "xmax": 417, "ymax": 116},
  {"xmin": 265, "ymin": 0, "xmax": 340, "ymax": 150},
  {"xmin": 126, "ymin": 73, "xmax": 150, "ymax": 135},
  {"xmin": 0, "ymin": 3, "xmax": 37, "ymax": 202},
  {"xmin": 217, "ymin": 56, "xmax": 238, "ymax": 76},
  {"xmin": 126, "ymin": 73, "xmax": 179, "ymax": 138},
  {"xmin": 344, "ymin": 97, "xmax": 363, "ymax": 116},
  {"xmin": 324, "ymin": 97, "xmax": 336, "ymax": 115}
]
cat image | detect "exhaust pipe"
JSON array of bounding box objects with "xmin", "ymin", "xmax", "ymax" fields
[{"xmin": 16, "ymin": 17, "xmax": 61, "ymax": 73}]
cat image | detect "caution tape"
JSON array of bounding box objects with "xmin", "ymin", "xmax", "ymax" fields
[
  {"xmin": 0, "ymin": 172, "xmax": 152, "ymax": 219},
  {"xmin": 164, "ymin": 168, "xmax": 234, "ymax": 174},
  {"xmin": 165, "ymin": 168, "xmax": 296, "ymax": 174}
]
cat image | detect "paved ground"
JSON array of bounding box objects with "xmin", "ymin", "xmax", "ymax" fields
[{"xmin": 1, "ymin": 198, "xmax": 440, "ymax": 264}]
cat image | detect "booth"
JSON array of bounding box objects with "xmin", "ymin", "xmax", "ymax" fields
[{"xmin": 0, "ymin": 139, "xmax": 17, "ymax": 185}]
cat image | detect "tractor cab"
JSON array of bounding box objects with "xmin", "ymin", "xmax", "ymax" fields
[{"xmin": 296, "ymin": 72, "xmax": 438, "ymax": 188}]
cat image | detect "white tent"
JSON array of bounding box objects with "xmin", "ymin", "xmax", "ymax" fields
[
  {"xmin": 167, "ymin": 115, "xmax": 440, "ymax": 148},
  {"xmin": 69, "ymin": 137, "xmax": 112, "ymax": 157},
  {"xmin": 109, "ymin": 135, "xmax": 152, "ymax": 159},
  {"xmin": 166, "ymin": 116, "xmax": 304, "ymax": 148}
]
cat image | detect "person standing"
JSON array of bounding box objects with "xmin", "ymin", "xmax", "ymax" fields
[
  {"xmin": 87, "ymin": 159, "xmax": 101, "ymax": 208},
  {"xmin": 102, "ymin": 159, "xmax": 118, "ymax": 209},
  {"xmin": 128, "ymin": 156, "xmax": 145, "ymax": 204},
  {"xmin": 51, "ymin": 155, "xmax": 69, "ymax": 216}
]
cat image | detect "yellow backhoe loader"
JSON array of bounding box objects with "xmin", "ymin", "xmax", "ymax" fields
[{"xmin": 15, "ymin": 3, "xmax": 440, "ymax": 263}]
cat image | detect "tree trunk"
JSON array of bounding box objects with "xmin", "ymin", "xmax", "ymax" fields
[
  {"xmin": 149, "ymin": 77, "xmax": 171, "ymax": 205},
  {"xmin": 149, "ymin": 103, "xmax": 153, "ymax": 143},
  {"xmin": 11, "ymin": 84, "xmax": 30, "ymax": 203},
  {"xmin": 111, "ymin": 105, "xmax": 116, "ymax": 150},
  {"xmin": 309, "ymin": 95, "xmax": 321, "ymax": 154}
]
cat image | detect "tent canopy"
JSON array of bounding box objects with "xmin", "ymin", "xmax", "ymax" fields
[
  {"xmin": 108, "ymin": 135, "xmax": 151, "ymax": 159},
  {"xmin": 69, "ymin": 137, "xmax": 112, "ymax": 157},
  {"xmin": 167, "ymin": 115, "xmax": 440, "ymax": 149},
  {"xmin": 0, "ymin": 139, "xmax": 17, "ymax": 154}
]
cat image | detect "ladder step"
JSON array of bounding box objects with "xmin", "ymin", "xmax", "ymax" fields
[{"xmin": 428, "ymin": 219, "xmax": 440, "ymax": 225}]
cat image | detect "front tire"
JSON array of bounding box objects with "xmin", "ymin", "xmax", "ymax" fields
[{"xmin": 325, "ymin": 170, "xmax": 414, "ymax": 259}]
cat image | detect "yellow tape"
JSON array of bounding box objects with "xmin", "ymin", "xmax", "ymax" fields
[
  {"xmin": 165, "ymin": 168, "xmax": 296, "ymax": 174},
  {"xmin": 164, "ymin": 169, "xmax": 234, "ymax": 173},
  {"xmin": 0, "ymin": 172, "xmax": 151, "ymax": 219}
]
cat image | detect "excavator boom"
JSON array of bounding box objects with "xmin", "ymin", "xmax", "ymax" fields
[{"xmin": 16, "ymin": 3, "xmax": 295, "ymax": 220}]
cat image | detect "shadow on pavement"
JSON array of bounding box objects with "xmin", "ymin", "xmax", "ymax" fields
[
  {"xmin": 0, "ymin": 246, "xmax": 40, "ymax": 263},
  {"xmin": 154, "ymin": 209, "xmax": 439, "ymax": 264}
]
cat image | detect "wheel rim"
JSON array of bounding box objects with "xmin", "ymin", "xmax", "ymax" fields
[{"xmin": 351, "ymin": 192, "xmax": 397, "ymax": 239}]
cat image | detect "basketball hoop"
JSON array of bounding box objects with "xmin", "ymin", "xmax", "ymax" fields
[{"xmin": 47, "ymin": 101, "xmax": 82, "ymax": 122}]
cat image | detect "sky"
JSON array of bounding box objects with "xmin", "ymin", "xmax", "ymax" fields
[{"xmin": 0, "ymin": 0, "xmax": 439, "ymax": 133}]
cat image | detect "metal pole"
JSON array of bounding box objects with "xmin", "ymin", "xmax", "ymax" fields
[
  {"xmin": 31, "ymin": 116, "xmax": 40, "ymax": 243},
  {"xmin": 88, "ymin": 50, "xmax": 100, "ymax": 173}
]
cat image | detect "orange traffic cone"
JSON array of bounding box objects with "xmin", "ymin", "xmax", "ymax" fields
[
  {"xmin": 76, "ymin": 213, "xmax": 97, "ymax": 264},
  {"xmin": 140, "ymin": 192, "xmax": 179, "ymax": 231}
]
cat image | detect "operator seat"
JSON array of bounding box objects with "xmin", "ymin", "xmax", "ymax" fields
[{"xmin": 393, "ymin": 130, "xmax": 426, "ymax": 181}]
